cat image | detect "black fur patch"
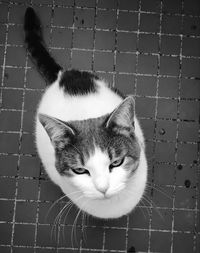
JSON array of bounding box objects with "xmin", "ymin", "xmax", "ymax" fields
[
  {"xmin": 59, "ymin": 70, "xmax": 98, "ymax": 95},
  {"xmin": 24, "ymin": 7, "xmax": 62, "ymax": 84}
]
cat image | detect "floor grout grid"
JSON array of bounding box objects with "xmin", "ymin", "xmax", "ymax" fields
[{"xmin": 0, "ymin": 0, "xmax": 200, "ymax": 253}]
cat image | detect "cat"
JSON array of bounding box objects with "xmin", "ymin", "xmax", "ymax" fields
[{"xmin": 24, "ymin": 7, "xmax": 148, "ymax": 219}]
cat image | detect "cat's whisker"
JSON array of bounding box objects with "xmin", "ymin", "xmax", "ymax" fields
[
  {"xmin": 146, "ymin": 183, "xmax": 172, "ymax": 200},
  {"xmin": 51, "ymin": 199, "xmax": 73, "ymax": 241},
  {"xmin": 71, "ymin": 199, "xmax": 89, "ymax": 247},
  {"xmin": 61, "ymin": 195, "xmax": 84, "ymax": 242},
  {"xmin": 45, "ymin": 194, "xmax": 67, "ymax": 223},
  {"xmin": 142, "ymin": 195, "xmax": 164, "ymax": 221}
]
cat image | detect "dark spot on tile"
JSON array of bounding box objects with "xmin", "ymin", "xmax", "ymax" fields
[
  {"xmin": 159, "ymin": 128, "xmax": 166, "ymax": 135},
  {"xmin": 75, "ymin": 16, "xmax": 78, "ymax": 21},
  {"xmin": 191, "ymin": 25, "xmax": 197, "ymax": 30},
  {"xmin": 128, "ymin": 246, "xmax": 136, "ymax": 252},
  {"xmin": 177, "ymin": 164, "xmax": 183, "ymax": 170},
  {"xmin": 4, "ymin": 73, "xmax": 9, "ymax": 80},
  {"xmin": 193, "ymin": 160, "xmax": 198, "ymax": 164},
  {"xmin": 81, "ymin": 19, "xmax": 84, "ymax": 25},
  {"xmin": 185, "ymin": 180, "xmax": 191, "ymax": 188}
]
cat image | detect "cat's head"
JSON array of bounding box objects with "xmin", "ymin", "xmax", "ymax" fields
[{"xmin": 39, "ymin": 96, "xmax": 141, "ymax": 200}]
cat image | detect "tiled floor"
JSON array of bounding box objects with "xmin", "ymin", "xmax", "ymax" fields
[{"xmin": 0, "ymin": 0, "xmax": 200, "ymax": 252}]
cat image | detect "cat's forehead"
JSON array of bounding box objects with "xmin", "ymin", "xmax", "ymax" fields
[{"xmin": 86, "ymin": 147, "xmax": 110, "ymax": 170}]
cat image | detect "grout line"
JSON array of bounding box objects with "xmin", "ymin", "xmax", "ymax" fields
[
  {"xmin": 1, "ymin": 0, "xmax": 200, "ymax": 19},
  {"xmin": 147, "ymin": 1, "xmax": 163, "ymax": 252},
  {"xmin": 170, "ymin": 1, "xmax": 185, "ymax": 252}
]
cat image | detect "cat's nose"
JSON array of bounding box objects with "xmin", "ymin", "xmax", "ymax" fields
[{"xmin": 98, "ymin": 185, "xmax": 108, "ymax": 194}]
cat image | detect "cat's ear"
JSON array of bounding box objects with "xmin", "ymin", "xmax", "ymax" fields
[
  {"xmin": 38, "ymin": 113, "xmax": 75, "ymax": 147},
  {"xmin": 106, "ymin": 96, "xmax": 135, "ymax": 130}
]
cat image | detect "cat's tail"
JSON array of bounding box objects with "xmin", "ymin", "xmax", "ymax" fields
[{"xmin": 24, "ymin": 7, "xmax": 62, "ymax": 84}]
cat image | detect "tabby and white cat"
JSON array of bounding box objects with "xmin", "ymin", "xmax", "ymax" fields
[{"xmin": 24, "ymin": 7, "xmax": 147, "ymax": 218}]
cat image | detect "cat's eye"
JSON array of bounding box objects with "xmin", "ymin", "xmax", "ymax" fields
[
  {"xmin": 109, "ymin": 157, "xmax": 125, "ymax": 171},
  {"xmin": 72, "ymin": 168, "xmax": 89, "ymax": 175}
]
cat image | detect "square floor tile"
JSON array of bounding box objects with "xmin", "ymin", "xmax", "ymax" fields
[
  {"xmin": 141, "ymin": 0, "xmax": 161, "ymax": 12},
  {"xmin": 162, "ymin": 15, "xmax": 182, "ymax": 34},
  {"xmin": 177, "ymin": 143, "xmax": 198, "ymax": 165},
  {"xmin": 52, "ymin": 28, "xmax": 72, "ymax": 48},
  {"xmin": 36, "ymin": 225, "xmax": 57, "ymax": 247},
  {"xmin": 150, "ymin": 231, "xmax": 171, "ymax": 252},
  {"xmin": 174, "ymin": 210, "xmax": 195, "ymax": 231},
  {"xmin": 163, "ymin": 0, "xmax": 182, "ymax": 13},
  {"xmin": 0, "ymin": 133, "xmax": 19, "ymax": 153},
  {"xmin": 0, "ymin": 155, "xmax": 18, "ymax": 176},
  {"xmin": 156, "ymin": 120, "xmax": 177, "ymax": 141},
  {"xmin": 139, "ymin": 118, "xmax": 155, "ymax": 140},
  {"xmin": 181, "ymin": 78, "xmax": 200, "ymax": 99},
  {"xmin": 154, "ymin": 163, "xmax": 175, "ymax": 185},
  {"xmin": 51, "ymin": 48, "xmax": 71, "ymax": 69},
  {"xmin": 2, "ymin": 89, "xmax": 23, "ymax": 110},
  {"xmin": 20, "ymin": 134, "xmax": 36, "ymax": 155},
  {"xmin": 4, "ymin": 68, "xmax": 24, "ymax": 88},
  {"xmin": 94, "ymin": 52, "xmax": 114, "ymax": 72},
  {"xmin": 137, "ymin": 76, "xmax": 157, "ymax": 96},
  {"xmin": 129, "ymin": 207, "xmax": 149, "ymax": 229},
  {"xmin": 135, "ymin": 97, "xmax": 156, "ymax": 117},
  {"xmin": 173, "ymin": 233, "xmax": 194, "ymax": 253},
  {"xmin": 158, "ymin": 77, "xmax": 179, "ymax": 97},
  {"xmin": 137, "ymin": 55, "xmax": 157, "ymax": 74},
  {"xmin": 0, "ymin": 200, "xmax": 14, "ymax": 222},
  {"xmin": 0, "ymin": 111, "xmax": 21, "ymax": 131},
  {"xmin": 152, "ymin": 209, "xmax": 172, "ymax": 230},
  {"xmin": 73, "ymin": 29, "xmax": 93, "ymax": 49},
  {"xmin": 0, "ymin": 223, "xmax": 12, "ymax": 244},
  {"xmin": 53, "ymin": 7, "xmax": 73, "ymax": 26},
  {"xmin": 175, "ymin": 187, "xmax": 196, "ymax": 209},
  {"xmin": 183, "ymin": 37, "xmax": 200, "ymax": 57},
  {"xmin": 95, "ymin": 31, "xmax": 115, "ymax": 50},
  {"xmin": 74, "ymin": 9, "xmax": 95, "ymax": 28},
  {"xmin": 19, "ymin": 156, "xmax": 40, "ymax": 177},
  {"xmin": 40, "ymin": 180, "xmax": 62, "ymax": 202},
  {"xmin": 96, "ymin": 10, "xmax": 117, "ymax": 29},
  {"xmin": 105, "ymin": 228, "xmax": 126, "ymax": 250},
  {"xmin": 155, "ymin": 142, "xmax": 175, "ymax": 162},
  {"xmin": 161, "ymin": 35, "xmax": 181, "ymax": 55},
  {"xmin": 178, "ymin": 121, "xmax": 199, "ymax": 142},
  {"xmin": 116, "ymin": 53, "xmax": 136, "ymax": 73},
  {"xmin": 16, "ymin": 201, "xmax": 37, "ymax": 223},
  {"xmin": 138, "ymin": 34, "xmax": 159, "ymax": 53},
  {"xmin": 82, "ymin": 227, "xmax": 104, "ymax": 249},
  {"xmin": 128, "ymin": 230, "xmax": 149, "ymax": 252},
  {"xmin": 17, "ymin": 178, "xmax": 38, "ymax": 200},
  {"xmin": 157, "ymin": 99, "xmax": 177, "ymax": 119},
  {"xmin": 140, "ymin": 13, "xmax": 160, "ymax": 32},
  {"xmin": 115, "ymin": 74, "xmax": 135, "ymax": 95},
  {"xmin": 6, "ymin": 46, "xmax": 26, "ymax": 66},
  {"xmin": 183, "ymin": 16, "xmax": 200, "ymax": 36},
  {"xmin": 117, "ymin": 32, "xmax": 137, "ymax": 52},
  {"xmin": 160, "ymin": 56, "xmax": 179, "ymax": 76},
  {"xmin": 182, "ymin": 58, "xmax": 200, "ymax": 78},
  {"xmin": 179, "ymin": 100, "xmax": 199, "ymax": 121},
  {"xmin": 153, "ymin": 186, "xmax": 173, "ymax": 208},
  {"xmin": 118, "ymin": 12, "xmax": 138, "ymax": 31},
  {"xmin": 14, "ymin": 224, "xmax": 35, "ymax": 246},
  {"xmin": 176, "ymin": 164, "xmax": 196, "ymax": 188},
  {"xmin": 72, "ymin": 50, "xmax": 92, "ymax": 70}
]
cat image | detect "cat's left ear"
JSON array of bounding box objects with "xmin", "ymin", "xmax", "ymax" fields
[
  {"xmin": 38, "ymin": 113, "xmax": 75, "ymax": 147},
  {"xmin": 106, "ymin": 96, "xmax": 135, "ymax": 130}
]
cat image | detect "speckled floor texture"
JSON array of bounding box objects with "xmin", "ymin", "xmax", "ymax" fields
[{"xmin": 0, "ymin": 0, "xmax": 200, "ymax": 252}]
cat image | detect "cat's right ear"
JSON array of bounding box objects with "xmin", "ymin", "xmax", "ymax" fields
[{"xmin": 38, "ymin": 114, "xmax": 75, "ymax": 148}]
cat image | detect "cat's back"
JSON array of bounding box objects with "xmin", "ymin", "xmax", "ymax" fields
[{"xmin": 38, "ymin": 70, "xmax": 123, "ymax": 121}]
